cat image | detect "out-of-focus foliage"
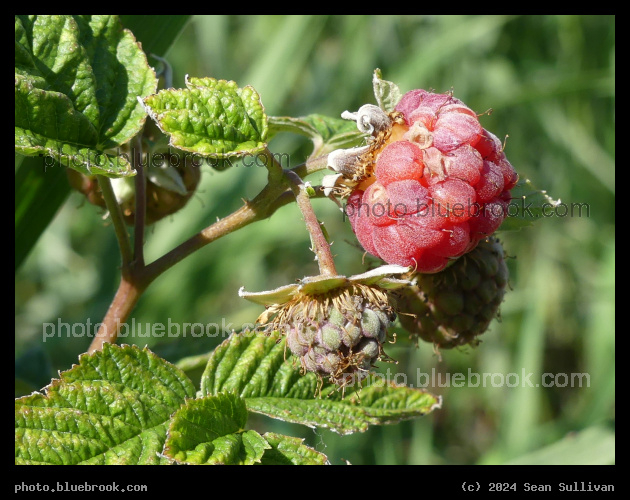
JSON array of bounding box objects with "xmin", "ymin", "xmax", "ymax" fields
[{"xmin": 15, "ymin": 15, "xmax": 614, "ymax": 465}]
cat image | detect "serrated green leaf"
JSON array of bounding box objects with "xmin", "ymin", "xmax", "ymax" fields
[
  {"xmin": 15, "ymin": 16, "xmax": 187, "ymax": 272},
  {"xmin": 245, "ymin": 384, "xmax": 440, "ymax": 435},
  {"xmin": 201, "ymin": 332, "xmax": 440, "ymax": 435},
  {"xmin": 15, "ymin": 344, "xmax": 195, "ymax": 465},
  {"xmin": 14, "ymin": 15, "xmax": 157, "ymax": 177},
  {"xmin": 372, "ymin": 68, "xmax": 402, "ymax": 112},
  {"xmin": 260, "ymin": 432, "xmax": 328, "ymax": 465},
  {"xmin": 499, "ymin": 178, "xmax": 562, "ymax": 231},
  {"xmin": 268, "ymin": 114, "xmax": 366, "ymax": 158},
  {"xmin": 163, "ymin": 394, "xmax": 270, "ymax": 465},
  {"xmin": 142, "ymin": 76, "xmax": 268, "ymax": 160}
]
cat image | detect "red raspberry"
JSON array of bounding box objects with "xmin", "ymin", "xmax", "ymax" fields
[{"xmin": 347, "ymin": 90, "xmax": 517, "ymax": 272}]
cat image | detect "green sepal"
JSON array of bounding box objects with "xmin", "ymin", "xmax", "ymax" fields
[
  {"xmin": 498, "ymin": 178, "xmax": 562, "ymax": 231},
  {"xmin": 372, "ymin": 68, "xmax": 403, "ymax": 112}
]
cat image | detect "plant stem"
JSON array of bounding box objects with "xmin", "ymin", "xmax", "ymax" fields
[
  {"xmin": 89, "ymin": 153, "xmax": 333, "ymax": 353},
  {"xmin": 89, "ymin": 135, "xmax": 149, "ymax": 353},
  {"xmin": 143, "ymin": 153, "xmax": 330, "ymax": 283},
  {"xmin": 97, "ymin": 176, "xmax": 132, "ymax": 267},
  {"xmin": 285, "ymin": 170, "xmax": 338, "ymax": 276},
  {"xmin": 132, "ymin": 135, "xmax": 146, "ymax": 267},
  {"xmin": 260, "ymin": 146, "xmax": 284, "ymax": 184},
  {"xmin": 88, "ymin": 278, "xmax": 144, "ymax": 354}
]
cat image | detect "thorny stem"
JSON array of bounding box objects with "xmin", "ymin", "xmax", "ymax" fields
[
  {"xmin": 285, "ymin": 170, "xmax": 338, "ymax": 276},
  {"xmin": 144, "ymin": 146, "xmax": 288, "ymax": 280},
  {"xmin": 88, "ymin": 278, "xmax": 144, "ymax": 354},
  {"xmin": 294, "ymin": 152, "xmax": 329, "ymax": 179},
  {"xmin": 89, "ymin": 135, "xmax": 148, "ymax": 353},
  {"xmin": 88, "ymin": 151, "xmax": 334, "ymax": 352}
]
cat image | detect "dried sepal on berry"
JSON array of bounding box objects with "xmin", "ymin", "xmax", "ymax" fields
[{"xmin": 323, "ymin": 105, "xmax": 406, "ymax": 197}]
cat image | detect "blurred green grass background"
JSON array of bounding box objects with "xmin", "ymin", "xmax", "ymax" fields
[{"xmin": 15, "ymin": 15, "xmax": 614, "ymax": 465}]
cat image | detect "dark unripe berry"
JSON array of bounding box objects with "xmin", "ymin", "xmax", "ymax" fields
[{"xmin": 396, "ymin": 237, "xmax": 509, "ymax": 349}]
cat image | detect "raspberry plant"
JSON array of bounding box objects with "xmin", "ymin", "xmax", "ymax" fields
[{"xmin": 15, "ymin": 15, "xmax": 564, "ymax": 466}]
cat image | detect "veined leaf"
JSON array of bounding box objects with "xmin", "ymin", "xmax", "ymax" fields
[
  {"xmin": 15, "ymin": 15, "xmax": 187, "ymax": 272},
  {"xmin": 201, "ymin": 332, "xmax": 441, "ymax": 435},
  {"xmin": 260, "ymin": 432, "xmax": 328, "ymax": 465},
  {"xmin": 14, "ymin": 15, "xmax": 157, "ymax": 177},
  {"xmin": 164, "ymin": 393, "xmax": 270, "ymax": 465},
  {"xmin": 499, "ymin": 178, "xmax": 563, "ymax": 231},
  {"xmin": 245, "ymin": 384, "xmax": 440, "ymax": 435},
  {"xmin": 15, "ymin": 344, "xmax": 195, "ymax": 465},
  {"xmin": 142, "ymin": 76, "xmax": 268, "ymax": 159}
]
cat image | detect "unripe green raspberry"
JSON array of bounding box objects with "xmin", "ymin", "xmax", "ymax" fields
[
  {"xmin": 397, "ymin": 237, "xmax": 508, "ymax": 348},
  {"xmin": 280, "ymin": 284, "xmax": 394, "ymax": 386},
  {"xmin": 240, "ymin": 266, "xmax": 410, "ymax": 387}
]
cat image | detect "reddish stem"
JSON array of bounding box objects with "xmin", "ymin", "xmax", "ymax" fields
[
  {"xmin": 285, "ymin": 170, "xmax": 337, "ymax": 276},
  {"xmin": 88, "ymin": 277, "xmax": 144, "ymax": 354}
]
